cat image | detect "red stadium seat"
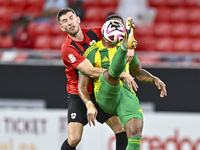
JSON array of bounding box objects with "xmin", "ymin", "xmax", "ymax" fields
[
  {"xmin": 100, "ymin": 7, "xmax": 117, "ymax": 21},
  {"xmin": 155, "ymin": 38, "xmax": 174, "ymax": 52},
  {"xmin": 155, "ymin": 8, "xmax": 171, "ymax": 22},
  {"xmin": 187, "ymin": 9, "xmax": 200, "ymax": 23},
  {"xmin": 0, "ymin": 0, "xmax": 10, "ymax": 6},
  {"xmin": 173, "ymin": 38, "xmax": 192, "ymax": 52},
  {"xmin": 153, "ymin": 23, "xmax": 172, "ymax": 37},
  {"xmin": 84, "ymin": 7, "xmax": 102, "ymax": 22},
  {"xmin": 10, "ymin": 0, "xmax": 27, "ymax": 19},
  {"xmin": 135, "ymin": 24, "xmax": 154, "ymax": 38},
  {"xmin": 24, "ymin": 6, "xmax": 43, "ymax": 18},
  {"xmin": 82, "ymin": 0, "xmax": 100, "ymax": 9},
  {"xmin": 33, "ymin": 23, "xmax": 53, "ymax": 37},
  {"xmin": 34, "ymin": 36, "xmax": 52, "ymax": 50},
  {"xmin": 171, "ymin": 23, "xmax": 189, "ymax": 37},
  {"xmin": 51, "ymin": 36, "xmax": 66, "ymax": 50},
  {"xmin": 51, "ymin": 23, "xmax": 67, "ymax": 36},
  {"xmin": 100, "ymin": 0, "xmax": 118, "ymax": 7},
  {"xmin": 148, "ymin": 0, "xmax": 167, "ymax": 7},
  {"xmin": 170, "ymin": 8, "xmax": 188, "ymax": 22},
  {"xmin": 167, "ymin": 0, "xmax": 185, "ymax": 7},
  {"xmin": 185, "ymin": 0, "xmax": 199, "ymax": 7},
  {"xmin": 0, "ymin": 34, "xmax": 14, "ymax": 48},
  {"xmin": 189, "ymin": 24, "xmax": 200, "ymax": 37},
  {"xmin": 0, "ymin": 7, "xmax": 12, "ymax": 32},
  {"xmin": 191, "ymin": 39, "xmax": 200, "ymax": 52},
  {"xmin": 136, "ymin": 37, "xmax": 157, "ymax": 51}
]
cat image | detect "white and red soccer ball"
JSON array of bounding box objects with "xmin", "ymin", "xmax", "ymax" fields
[{"xmin": 101, "ymin": 20, "xmax": 125, "ymax": 44}]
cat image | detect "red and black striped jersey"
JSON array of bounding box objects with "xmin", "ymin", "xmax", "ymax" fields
[{"xmin": 61, "ymin": 27, "xmax": 103, "ymax": 94}]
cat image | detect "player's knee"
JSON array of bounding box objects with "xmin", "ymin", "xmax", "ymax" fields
[
  {"xmin": 130, "ymin": 126, "xmax": 142, "ymax": 137},
  {"xmin": 125, "ymin": 118, "xmax": 143, "ymax": 137},
  {"xmin": 68, "ymin": 135, "xmax": 81, "ymax": 146}
]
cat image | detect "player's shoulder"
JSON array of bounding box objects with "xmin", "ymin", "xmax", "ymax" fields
[
  {"xmin": 82, "ymin": 26, "xmax": 101, "ymax": 34},
  {"xmin": 83, "ymin": 41, "xmax": 101, "ymax": 57}
]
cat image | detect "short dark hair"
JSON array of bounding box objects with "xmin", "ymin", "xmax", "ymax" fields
[
  {"xmin": 105, "ymin": 14, "xmax": 124, "ymax": 23},
  {"xmin": 57, "ymin": 7, "xmax": 76, "ymax": 22}
]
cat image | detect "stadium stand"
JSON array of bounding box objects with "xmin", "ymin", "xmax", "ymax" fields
[{"xmin": 0, "ymin": 0, "xmax": 199, "ymax": 53}]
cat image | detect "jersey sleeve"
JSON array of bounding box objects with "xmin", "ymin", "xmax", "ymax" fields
[
  {"xmin": 62, "ymin": 45, "xmax": 86, "ymax": 68},
  {"xmin": 129, "ymin": 50, "xmax": 139, "ymax": 68}
]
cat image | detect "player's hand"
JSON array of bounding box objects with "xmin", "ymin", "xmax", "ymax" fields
[
  {"xmin": 126, "ymin": 49, "xmax": 134, "ymax": 63},
  {"xmin": 86, "ymin": 101, "xmax": 98, "ymax": 126},
  {"xmin": 154, "ymin": 78, "xmax": 167, "ymax": 97},
  {"xmin": 122, "ymin": 73, "xmax": 138, "ymax": 92}
]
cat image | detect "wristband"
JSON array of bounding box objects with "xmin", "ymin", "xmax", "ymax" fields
[{"xmin": 86, "ymin": 101, "xmax": 94, "ymax": 109}]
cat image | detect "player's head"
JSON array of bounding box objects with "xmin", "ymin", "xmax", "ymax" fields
[
  {"xmin": 57, "ymin": 7, "xmax": 81, "ymax": 35},
  {"xmin": 105, "ymin": 14, "xmax": 124, "ymax": 24}
]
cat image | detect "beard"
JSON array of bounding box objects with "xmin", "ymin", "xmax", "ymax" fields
[{"xmin": 66, "ymin": 25, "xmax": 80, "ymax": 36}]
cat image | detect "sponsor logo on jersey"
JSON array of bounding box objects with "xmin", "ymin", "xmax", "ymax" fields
[
  {"xmin": 68, "ymin": 54, "xmax": 76, "ymax": 63},
  {"xmin": 71, "ymin": 113, "xmax": 76, "ymax": 119}
]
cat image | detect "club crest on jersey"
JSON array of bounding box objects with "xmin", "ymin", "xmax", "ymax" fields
[
  {"xmin": 68, "ymin": 54, "xmax": 76, "ymax": 63},
  {"xmin": 71, "ymin": 113, "xmax": 76, "ymax": 119},
  {"xmin": 90, "ymin": 40, "xmax": 96, "ymax": 45}
]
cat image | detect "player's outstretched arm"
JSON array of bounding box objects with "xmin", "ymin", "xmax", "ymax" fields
[
  {"xmin": 77, "ymin": 59, "xmax": 106, "ymax": 78},
  {"xmin": 78, "ymin": 74, "xmax": 98, "ymax": 126},
  {"xmin": 130, "ymin": 63, "xmax": 167, "ymax": 97}
]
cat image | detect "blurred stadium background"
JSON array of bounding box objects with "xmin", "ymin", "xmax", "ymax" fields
[{"xmin": 0, "ymin": 0, "xmax": 200, "ymax": 150}]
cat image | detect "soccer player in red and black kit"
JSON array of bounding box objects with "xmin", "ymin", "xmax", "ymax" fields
[{"xmin": 57, "ymin": 8, "xmax": 138, "ymax": 150}]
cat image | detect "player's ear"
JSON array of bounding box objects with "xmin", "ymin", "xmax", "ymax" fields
[
  {"xmin": 60, "ymin": 25, "xmax": 65, "ymax": 31},
  {"xmin": 77, "ymin": 16, "xmax": 81, "ymax": 24}
]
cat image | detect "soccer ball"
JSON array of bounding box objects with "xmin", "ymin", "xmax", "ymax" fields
[{"xmin": 101, "ymin": 20, "xmax": 125, "ymax": 44}]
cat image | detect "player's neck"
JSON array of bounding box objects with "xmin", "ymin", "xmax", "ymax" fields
[
  {"xmin": 102, "ymin": 40, "xmax": 117, "ymax": 48},
  {"xmin": 69, "ymin": 29, "xmax": 84, "ymax": 42}
]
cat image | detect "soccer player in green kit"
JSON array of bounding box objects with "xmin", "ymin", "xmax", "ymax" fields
[{"xmin": 78, "ymin": 16, "xmax": 167, "ymax": 150}]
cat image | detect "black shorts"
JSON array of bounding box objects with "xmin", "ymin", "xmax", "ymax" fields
[{"xmin": 67, "ymin": 93, "xmax": 114, "ymax": 126}]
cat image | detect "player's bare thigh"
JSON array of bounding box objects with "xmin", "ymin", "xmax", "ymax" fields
[
  {"xmin": 106, "ymin": 116, "xmax": 125, "ymax": 134},
  {"xmin": 103, "ymin": 70, "xmax": 120, "ymax": 86}
]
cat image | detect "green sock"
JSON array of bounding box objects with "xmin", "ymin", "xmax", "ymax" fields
[
  {"xmin": 109, "ymin": 46, "xmax": 127, "ymax": 78},
  {"xmin": 126, "ymin": 136, "xmax": 141, "ymax": 150}
]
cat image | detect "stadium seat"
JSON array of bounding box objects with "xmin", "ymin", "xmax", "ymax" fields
[
  {"xmin": 153, "ymin": 23, "xmax": 172, "ymax": 37},
  {"xmin": 100, "ymin": 0, "xmax": 118, "ymax": 7},
  {"xmin": 33, "ymin": 23, "xmax": 52, "ymax": 37},
  {"xmin": 136, "ymin": 37, "xmax": 156, "ymax": 51},
  {"xmin": 0, "ymin": 34, "xmax": 14, "ymax": 49},
  {"xmin": 80, "ymin": 21, "xmax": 103, "ymax": 28},
  {"xmin": 10, "ymin": 0, "xmax": 27, "ymax": 19},
  {"xmin": 185, "ymin": 0, "xmax": 199, "ymax": 7},
  {"xmin": 135, "ymin": 24, "xmax": 154, "ymax": 38},
  {"xmin": 82, "ymin": 0, "xmax": 100, "ymax": 9},
  {"xmin": 0, "ymin": 0, "xmax": 10, "ymax": 6},
  {"xmin": 24, "ymin": 6, "xmax": 43, "ymax": 18},
  {"xmin": 83, "ymin": 7, "xmax": 102, "ymax": 22},
  {"xmin": 170, "ymin": 8, "xmax": 188, "ymax": 22},
  {"xmin": 171, "ymin": 23, "xmax": 189, "ymax": 37},
  {"xmin": 155, "ymin": 8, "xmax": 171, "ymax": 22},
  {"xmin": 155, "ymin": 38, "xmax": 174, "ymax": 52},
  {"xmin": 187, "ymin": 9, "xmax": 200, "ymax": 23},
  {"xmin": 34, "ymin": 36, "xmax": 52, "ymax": 50},
  {"xmin": 51, "ymin": 23, "xmax": 67, "ymax": 36},
  {"xmin": 189, "ymin": 24, "xmax": 200, "ymax": 37},
  {"xmin": 191, "ymin": 39, "xmax": 200, "ymax": 52},
  {"xmin": 173, "ymin": 38, "xmax": 192, "ymax": 52},
  {"xmin": 167, "ymin": 0, "xmax": 185, "ymax": 7},
  {"xmin": 100, "ymin": 7, "xmax": 117, "ymax": 21},
  {"xmin": 51, "ymin": 36, "xmax": 66, "ymax": 50},
  {"xmin": 148, "ymin": 0, "xmax": 167, "ymax": 7},
  {"xmin": 0, "ymin": 7, "xmax": 12, "ymax": 32}
]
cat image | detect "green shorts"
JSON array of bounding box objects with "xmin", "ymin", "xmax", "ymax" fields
[{"xmin": 95, "ymin": 73, "xmax": 143, "ymax": 127}]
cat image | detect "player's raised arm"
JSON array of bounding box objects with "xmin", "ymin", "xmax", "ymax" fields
[{"xmin": 78, "ymin": 74, "xmax": 98, "ymax": 126}]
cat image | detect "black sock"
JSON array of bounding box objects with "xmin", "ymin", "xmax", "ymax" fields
[
  {"xmin": 61, "ymin": 139, "xmax": 76, "ymax": 150},
  {"xmin": 115, "ymin": 131, "xmax": 128, "ymax": 150}
]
